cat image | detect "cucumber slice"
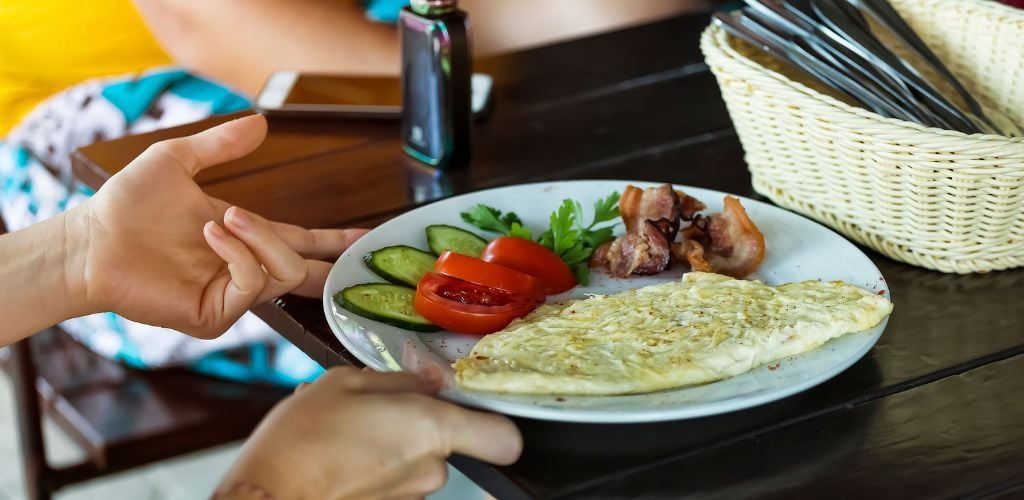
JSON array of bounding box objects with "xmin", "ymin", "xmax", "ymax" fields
[
  {"xmin": 364, "ymin": 245, "xmax": 436, "ymax": 287},
  {"xmin": 425, "ymin": 224, "xmax": 488, "ymax": 257},
  {"xmin": 335, "ymin": 284, "xmax": 440, "ymax": 332}
]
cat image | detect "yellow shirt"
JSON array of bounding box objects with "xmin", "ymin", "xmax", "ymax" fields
[{"xmin": 0, "ymin": 0, "xmax": 171, "ymax": 135}]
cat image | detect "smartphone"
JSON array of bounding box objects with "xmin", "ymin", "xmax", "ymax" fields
[{"xmin": 255, "ymin": 70, "xmax": 492, "ymax": 118}]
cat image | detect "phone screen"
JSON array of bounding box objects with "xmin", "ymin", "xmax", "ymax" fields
[{"xmin": 285, "ymin": 75, "xmax": 402, "ymax": 107}]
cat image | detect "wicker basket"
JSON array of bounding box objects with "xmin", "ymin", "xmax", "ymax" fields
[{"xmin": 701, "ymin": 0, "xmax": 1024, "ymax": 274}]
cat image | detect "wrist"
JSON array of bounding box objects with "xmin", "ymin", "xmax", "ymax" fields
[
  {"xmin": 0, "ymin": 206, "xmax": 98, "ymax": 344},
  {"xmin": 59, "ymin": 205, "xmax": 97, "ymax": 318},
  {"xmin": 217, "ymin": 400, "xmax": 331, "ymax": 500}
]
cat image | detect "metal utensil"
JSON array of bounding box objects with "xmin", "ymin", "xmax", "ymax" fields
[
  {"xmin": 848, "ymin": 0, "xmax": 1004, "ymax": 134},
  {"xmin": 740, "ymin": 3, "xmax": 929, "ymax": 123},
  {"xmin": 810, "ymin": 0, "xmax": 980, "ymax": 133},
  {"xmin": 713, "ymin": 12, "xmax": 904, "ymax": 118},
  {"xmin": 773, "ymin": 0, "xmax": 952, "ymax": 125},
  {"xmin": 741, "ymin": 0, "xmax": 944, "ymax": 126}
]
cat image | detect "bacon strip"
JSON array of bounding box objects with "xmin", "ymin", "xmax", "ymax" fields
[
  {"xmin": 703, "ymin": 196, "xmax": 765, "ymax": 278},
  {"xmin": 676, "ymin": 190, "xmax": 706, "ymax": 221},
  {"xmin": 672, "ymin": 239, "xmax": 711, "ymax": 273},
  {"xmin": 672, "ymin": 198, "xmax": 764, "ymax": 277},
  {"xmin": 605, "ymin": 221, "xmax": 671, "ymax": 278},
  {"xmin": 601, "ymin": 185, "xmax": 764, "ymax": 278},
  {"xmin": 620, "ymin": 184, "xmax": 682, "ymax": 241}
]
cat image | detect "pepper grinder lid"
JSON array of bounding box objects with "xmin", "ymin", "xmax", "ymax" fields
[{"xmin": 410, "ymin": 0, "xmax": 457, "ymax": 15}]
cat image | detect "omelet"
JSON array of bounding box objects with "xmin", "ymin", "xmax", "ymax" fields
[{"xmin": 454, "ymin": 272, "xmax": 893, "ymax": 395}]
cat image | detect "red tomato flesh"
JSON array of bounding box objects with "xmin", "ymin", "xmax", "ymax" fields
[
  {"xmin": 481, "ymin": 236, "xmax": 577, "ymax": 294},
  {"xmin": 434, "ymin": 251, "xmax": 546, "ymax": 303},
  {"xmin": 414, "ymin": 273, "xmax": 535, "ymax": 335}
]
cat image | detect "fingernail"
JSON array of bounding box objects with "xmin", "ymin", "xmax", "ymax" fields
[
  {"xmin": 228, "ymin": 207, "xmax": 252, "ymax": 230},
  {"xmin": 206, "ymin": 221, "xmax": 227, "ymax": 238}
]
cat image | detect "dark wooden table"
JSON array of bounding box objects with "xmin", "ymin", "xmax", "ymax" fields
[{"xmin": 72, "ymin": 13, "xmax": 1024, "ymax": 499}]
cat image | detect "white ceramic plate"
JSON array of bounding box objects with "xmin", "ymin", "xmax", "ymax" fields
[{"xmin": 322, "ymin": 180, "xmax": 889, "ymax": 423}]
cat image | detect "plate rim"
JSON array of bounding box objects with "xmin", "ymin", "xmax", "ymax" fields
[{"xmin": 321, "ymin": 179, "xmax": 890, "ymax": 423}]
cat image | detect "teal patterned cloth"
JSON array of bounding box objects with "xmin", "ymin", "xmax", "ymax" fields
[
  {"xmin": 365, "ymin": 0, "xmax": 410, "ymax": 23},
  {"xmin": 1, "ymin": 68, "xmax": 322, "ymax": 386}
]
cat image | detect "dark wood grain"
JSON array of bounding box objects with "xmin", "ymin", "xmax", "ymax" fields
[
  {"xmin": 561, "ymin": 353, "xmax": 1024, "ymax": 499},
  {"xmin": 73, "ymin": 112, "xmax": 396, "ymax": 193},
  {"xmin": 475, "ymin": 14, "xmax": 711, "ymax": 115}
]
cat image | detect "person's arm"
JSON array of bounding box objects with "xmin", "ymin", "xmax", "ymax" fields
[
  {"xmin": 0, "ymin": 115, "xmax": 366, "ymax": 345},
  {"xmin": 132, "ymin": 0, "xmax": 401, "ymax": 96},
  {"xmin": 131, "ymin": 0, "xmax": 708, "ymax": 97},
  {"xmin": 0, "ymin": 211, "xmax": 91, "ymax": 341}
]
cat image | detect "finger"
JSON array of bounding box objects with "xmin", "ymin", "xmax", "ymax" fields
[
  {"xmin": 294, "ymin": 382, "xmax": 310, "ymax": 394},
  {"xmin": 288, "ymin": 260, "xmax": 332, "ymax": 298},
  {"xmin": 320, "ymin": 367, "xmax": 442, "ymax": 395},
  {"xmin": 202, "ymin": 221, "xmax": 268, "ymax": 323},
  {"xmin": 145, "ymin": 115, "xmax": 267, "ymax": 177},
  {"xmin": 439, "ymin": 408, "xmax": 522, "ymax": 466},
  {"xmin": 223, "ymin": 206, "xmax": 308, "ymax": 302},
  {"xmin": 267, "ymin": 222, "xmax": 369, "ymax": 260},
  {"xmin": 412, "ymin": 363, "xmax": 444, "ymax": 384}
]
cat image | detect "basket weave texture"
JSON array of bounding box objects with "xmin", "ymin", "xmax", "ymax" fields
[{"xmin": 701, "ymin": 0, "xmax": 1024, "ymax": 273}]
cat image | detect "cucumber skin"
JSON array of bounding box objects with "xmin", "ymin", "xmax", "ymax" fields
[
  {"xmin": 334, "ymin": 286, "xmax": 441, "ymax": 333},
  {"xmin": 425, "ymin": 224, "xmax": 488, "ymax": 257},
  {"xmin": 363, "ymin": 245, "xmax": 436, "ymax": 287}
]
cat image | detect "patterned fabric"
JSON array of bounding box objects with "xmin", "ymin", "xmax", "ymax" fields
[
  {"xmin": 365, "ymin": 0, "xmax": 410, "ymax": 23},
  {"xmin": 1, "ymin": 68, "xmax": 323, "ymax": 386}
]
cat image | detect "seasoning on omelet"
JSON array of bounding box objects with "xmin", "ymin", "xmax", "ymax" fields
[{"xmin": 454, "ymin": 272, "xmax": 893, "ymax": 395}]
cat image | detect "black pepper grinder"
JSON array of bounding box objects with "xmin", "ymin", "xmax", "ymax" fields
[{"xmin": 399, "ymin": 0, "xmax": 472, "ymax": 169}]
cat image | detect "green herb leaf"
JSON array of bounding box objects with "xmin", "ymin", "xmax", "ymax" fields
[
  {"xmin": 529, "ymin": 191, "xmax": 622, "ymax": 285},
  {"xmin": 549, "ymin": 200, "xmax": 578, "ymax": 256},
  {"xmin": 583, "ymin": 226, "xmax": 616, "ymax": 250},
  {"xmin": 500, "ymin": 211, "xmax": 523, "ymax": 229},
  {"xmin": 561, "ymin": 243, "xmax": 592, "ymax": 266},
  {"xmin": 572, "ymin": 200, "xmax": 587, "ymax": 232},
  {"xmin": 572, "ymin": 265, "xmax": 590, "ymax": 286},
  {"xmin": 509, "ymin": 222, "xmax": 533, "ymax": 240},
  {"xmin": 537, "ymin": 228, "xmax": 553, "ymax": 248},
  {"xmin": 460, "ymin": 204, "xmax": 529, "ymax": 238},
  {"xmin": 590, "ymin": 191, "xmax": 622, "ymax": 226}
]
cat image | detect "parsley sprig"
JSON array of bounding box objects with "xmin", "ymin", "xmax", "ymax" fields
[
  {"xmin": 460, "ymin": 191, "xmax": 620, "ymax": 285},
  {"xmin": 459, "ymin": 205, "xmax": 533, "ymax": 239}
]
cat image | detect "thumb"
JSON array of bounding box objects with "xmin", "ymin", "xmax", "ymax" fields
[
  {"xmin": 142, "ymin": 114, "xmax": 268, "ymax": 177},
  {"xmin": 439, "ymin": 407, "xmax": 523, "ymax": 466}
]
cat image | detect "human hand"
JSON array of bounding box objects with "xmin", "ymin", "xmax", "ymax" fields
[
  {"xmin": 63, "ymin": 115, "xmax": 366, "ymax": 338},
  {"xmin": 216, "ymin": 367, "xmax": 522, "ymax": 499}
]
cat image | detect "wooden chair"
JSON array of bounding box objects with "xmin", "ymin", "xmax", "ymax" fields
[{"xmin": 0, "ymin": 216, "xmax": 291, "ymax": 500}]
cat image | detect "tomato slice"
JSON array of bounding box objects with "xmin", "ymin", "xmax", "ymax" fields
[
  {"xmin": 414, "ymin": 273, "xmax": 535, "ymax": 335},
  {"xmin": 480, "ymin": 236, "xmax": 577, "ymax": 294},
  {"xmin": 434, "ymin": 251, "xmax": 546, "ymax": 302}
]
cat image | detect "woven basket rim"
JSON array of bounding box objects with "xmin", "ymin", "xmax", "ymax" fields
[
  {"xmin": 701, "ymin": 11, "xmax": 1024, "ymax": 146},
  {"xmin": 955, "ymin": 0, "xmax": 1024, "ymax": 21}
]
